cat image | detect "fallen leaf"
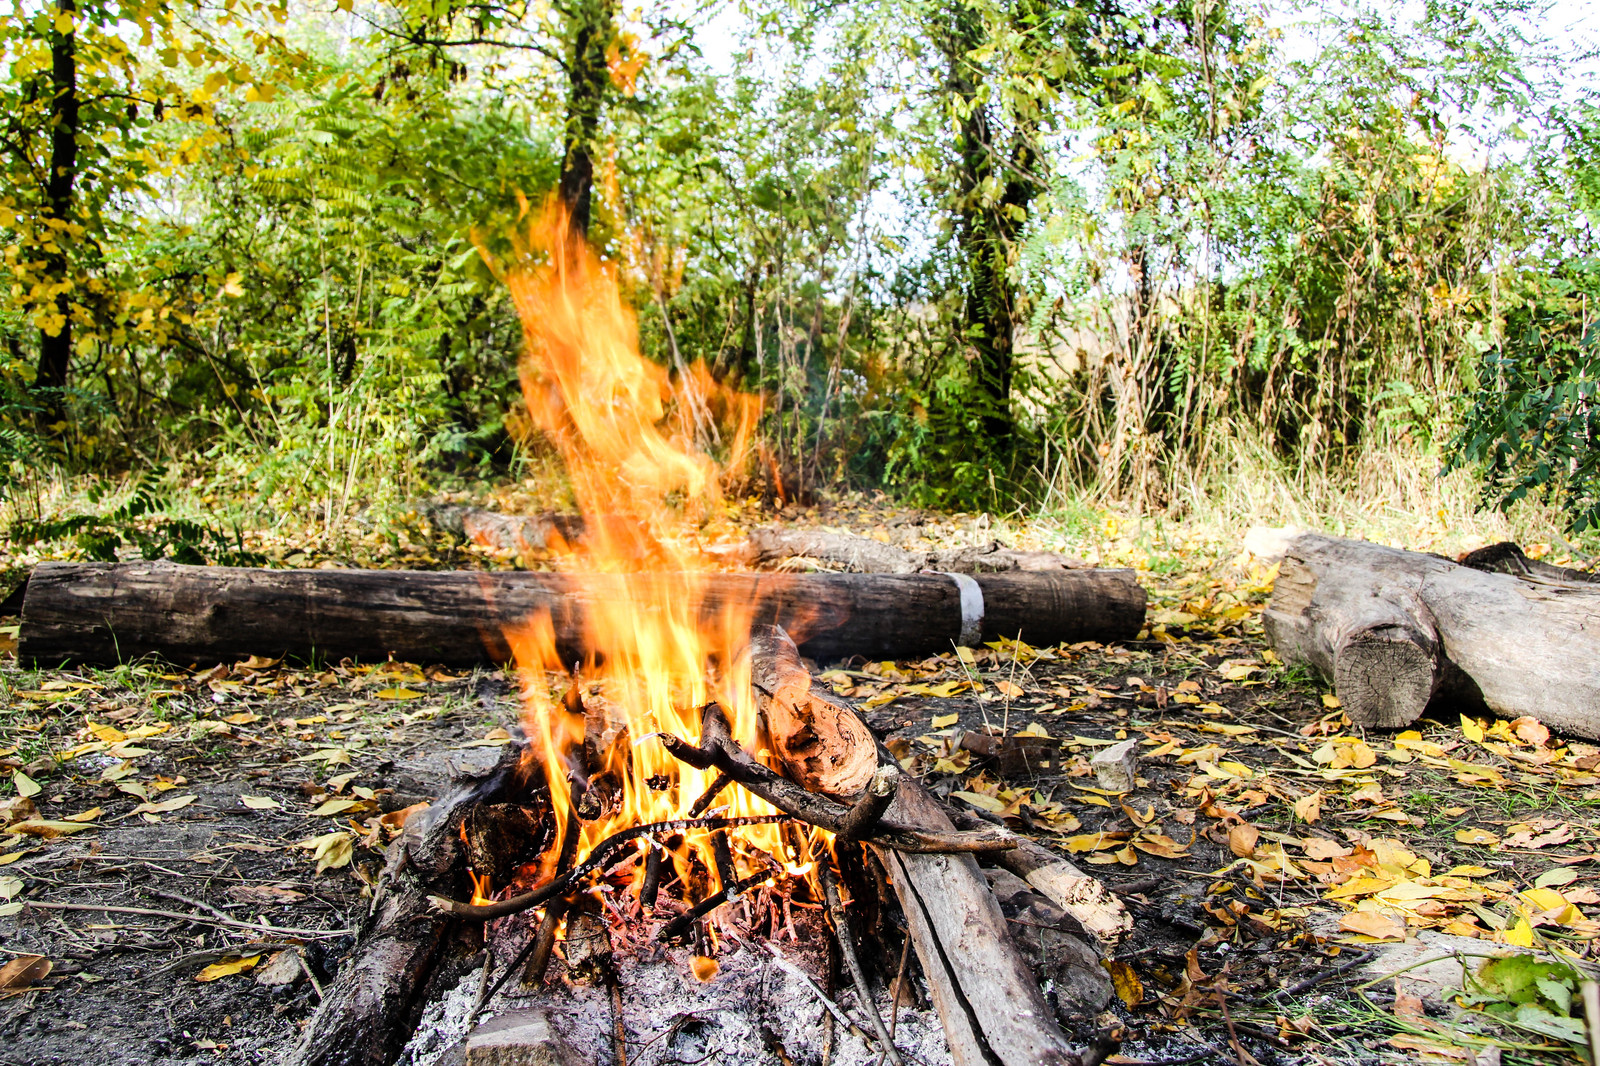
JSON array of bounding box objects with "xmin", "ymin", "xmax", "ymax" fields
[
  {"xmin": 1454, "ymin": 827, "xmax": 1499, "ymax": 846},
  {"xmin": 1229, "ymin": 823, "xmax": 1261, "ymax": 858},
  {"xmin": 1132, "ymin": 833, "xmax": 1191, "ymax": 859},
  {"xmin": 1292, "ymin": 791, "xmax": 1324, "ymax": 824},
  {"xmin": 1339, "ymin": 910, "xmax": 1408, "ymax": 941},
  {"xmin": 1102, "ymin": 959, "xmax": 1145, "ymax": 1007},
  {"xmin": 11, "ymin": 771, "xmax": 39, "ymax": 799},
  {"xmin": 240, "ymin": 795, "xmax": 281, "ymax": 811},
  {"xmin": 131, "ymin": 795, "xmax": 197, "ymax": 816},
  {"xmin": 951, "ymin": 791, "xmax": 1005, "ymax": 814},
  {"xmin": 8, "ymin": 820, "xmax": 95, "ymax": 838},
  {"xmin": 223, "ymin": 712, "xmax": 262, "ymax": 726},
  {"xmin": 0, "ymin": 955, "xmax": 50, "ymax": 990},
  {"xmin": 63, "ymin": 807, "xmax": 101, "ymax": 823},
  {"xmin": 380, "ymin": 802, "xmax": 429, "ymax": 833},
  {"xmin": 1461, "ymin": 716, "xmax": 1485, "ymax": 743},
  {"xmin": 304, "ymin": 831, "xmax": 353, "ymax": 873},
  {"xmin": 994, "ymin": 680, "xmax": 1024, "ymax": 700},
  {"xmin": 196, "ymin": 955, "xmax": 261, "ymax": 982},
  {"xmin": 310, "ymin": 798, "xmax": 363, "ymax": 817},
  {"xmin": 931, "ymin": 713, "xmax": 959, "ymax": 729},
  {"xmin": 1322, "ymin": 693, "xmax": 1342, "ymax": 709},
  {"xmin": 374, "ymin": 688, "xmax": 425, "ymax": 701},
  {"xmin": 228, "ymin": 884, "xmax": 304, "ymax": 905}
]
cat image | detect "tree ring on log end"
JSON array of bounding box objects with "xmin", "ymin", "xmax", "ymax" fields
[{"xmin": 1333, "ymin": 625, "xmax": 1437, "ymax": 730}]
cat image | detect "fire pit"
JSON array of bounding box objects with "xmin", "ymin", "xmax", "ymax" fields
[{"xmin": 284, "ymin": 200, "xmax": 1120, "ymax": 1066}]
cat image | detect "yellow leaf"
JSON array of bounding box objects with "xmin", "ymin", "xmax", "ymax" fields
[
  {"xmin": 931, "ymin": 713, "xmax": 959, "ymax": 729},
  {"xmin": 1321, "ymin": 693, "xmax": 1342, "ymax": 709},
  {"xmin": 1502, "ymin": 915, "xmax": 1535, "ymax": 947},
  {"xmin": 63, "ymin": 807, "xmax": 101, "ymax": 823},
  {"xmin": 196, "ymin": 955, "xmax": 260, "ymax": 982},
  {"xmin": 1292, "ymin": 791, "xmax": 1323, "ymax": 823},
  {"xmin": 310, "ymin": 798, "xmax": 363, "ymax": 817},
  {"xmin": 11, "ymin": 771, "xmax": 40, "ymax": 799},
  {"xmin": 306, "ymin": 831, "xmax": 353, "ymax": 873},
  {"xmin": 956, "ymin": 645, "xmax": 976, "ymax": 664},
  {"xmin": 1102, "ymin": 959, "xmax": 1144, "ymax": 1007},
  {"xmin": 1461, "ymin": 715, "xmax": 1485, "ymax": 743},
  {"xmin": 1454, "ymin": 827, "xmax": 1499, "ymax": 846},
  {"xmin": 1063, "ymin": 832, "xmax": 1129, "ymax": 853},
  {"xmin": 1228, "ymin": 823, "xmax": 1260, "ymax": 858},
  {"xmin": 374, "ymin": 688, "xmax": 425, "ymax": 701},
  {"xmin": 994, "ymin": 680, "xmax": 1024, "ymax": 700},
  {"xmin": 1015, "ymin": 722, "xmax": 1051, "ymax": 739},
  {"xmin": 951, "ymin": 791, "xmax": 1005, "ymax": 813},
  {"xmin": 9, "ymin": 819, "xmax": 94, "ymax": 837},
  {"xmin": 240, "ymin": 795, "xmax": 281, "ymax": 810},
  {"xmin": 88, "ymin": 721, "xmax": 127, "ymax": 744},
  {"xmin": 223, "ymin": 712, "xmax": 261, "ymax": 725},
  {"xmin": 53, "ymin": 10, "xmax": 74, "ymax": 34},
  {"xmin": 131, "ymin": 794, "xmax": 197, "ymax": 815},
  {"xmin": 1338, "ymin": 910, "xmax": 1407, "ymax": 941}
]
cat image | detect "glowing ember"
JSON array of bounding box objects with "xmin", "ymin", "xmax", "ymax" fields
[{"xmin": 488, "ymin": 198, "xmax": 809, "ymax": 907}]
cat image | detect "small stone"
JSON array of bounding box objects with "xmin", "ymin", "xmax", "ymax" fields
[
  {"xmin": 253, "ymin": 950, "xmax": 304, "ymax": 989},
  {"xmin": 464, "ymin": 1010, "xmax": 586, "ymax": 1066},
  {"xmin": 1090, "ymin": 739, "xmax": 1139, "ymax": 792}
]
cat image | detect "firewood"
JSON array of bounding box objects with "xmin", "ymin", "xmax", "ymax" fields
[
  {"xmin": 1263, "ymin": 533, "xmax": 1600, "ymax": 736},
  {"xmin": 740, "ymin": 526, "xmax": 1090, "ymax": 574},
  {"xmin": 750, "ymin": 624, "xmax": 1109, "ymax": 1066},
  {"xmin": 18, "ymin": 560, "xmax": 1145, "ymax": 667},
  {"xmin": 289, "ymin": 745, "xmax": 528, "ymax": 1066}
]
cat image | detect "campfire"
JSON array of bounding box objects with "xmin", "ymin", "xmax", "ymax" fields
[{"xmin": 286, "ymin": 201, "xmax": 1123, "ymax": 1066}]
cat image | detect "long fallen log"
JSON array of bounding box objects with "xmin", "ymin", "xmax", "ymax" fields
[
  {"xmin": 1263, "ymin": 533, "xmax": 1600, "ymax": 736},
  {"xmin": 749, "ymin": 625, "xmax": 1108, "ymax": 1066},
  {"xmin": 18, "ymin": 560, "xmax": 1145, "ymax": 667},
  {"xmin": 737, "ymin": 526, "xmax": 1091, "ymax": 574}
]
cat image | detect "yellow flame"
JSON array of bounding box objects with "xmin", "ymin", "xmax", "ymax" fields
[{"xmin": 495, "ymin": 197, "xmax": 787, "ymax": 894}]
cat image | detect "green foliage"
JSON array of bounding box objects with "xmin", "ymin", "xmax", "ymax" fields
[
  {"xmin": 10, "ymin": 468, "xmax": 262, "ymax": 564},
  {"xmin": 1446, "ymin": 265, "xmax": 1600, "ymax": 531},
  {"xmin": 1460, "ymin": 953, "xmax": 1589, "ymax": 1046}
]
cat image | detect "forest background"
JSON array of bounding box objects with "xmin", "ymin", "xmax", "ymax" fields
[{"xmin": 1, "ymin": 0, "xmax": 1597, "ymax": 568}]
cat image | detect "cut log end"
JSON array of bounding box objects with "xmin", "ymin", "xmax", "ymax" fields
[{"xmin": 1333, "ymin": 626, "xmax": 1438, "ymax": 730}]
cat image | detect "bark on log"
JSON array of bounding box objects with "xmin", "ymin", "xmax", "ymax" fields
[
  {"xmin": 751, "ymin": 625, "xmax": 1101, "ymax": 1066},
  {"xmin": 1263, "ymin": 533, "xmax": 1600, "ymax": 736},
  {"xmin": 291, "ymin": 747, "xmax": 529, "ymax": 1066},
  {"xmin": 738, "ymin": 526, "xmax": 1090, "ymax": 574},
  {"xmin": 19, "ymin": 560, "xmax": 1145, "ymax": 667}
]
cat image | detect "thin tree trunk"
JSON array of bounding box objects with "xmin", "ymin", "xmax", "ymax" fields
[
  {"xmin": 557, "ymin": 0, "xmax": 615, "ymax": 237},
  {"xmin": 36, "ymin": 0, "xmax": 79, "ymax": 430}
]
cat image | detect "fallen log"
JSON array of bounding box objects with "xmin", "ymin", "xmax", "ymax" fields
[
  {"xmin": 749, "ymin": 625, "xmax": 1108, "ymax": 1066},
  {"xmin": 18, "ymin": 560, "xmax": 1145, "ymax": 667},
  {"xmin": 1263, "ymin": 533, "xmax": 1600, "ymax": 736},
  {"xmin": 290, "ymin": 746, "xmax": 530, "ymax": 1066},
  {"xmin": 737, "ymin": 525, "xmax": 1090, "ymax": 574}
]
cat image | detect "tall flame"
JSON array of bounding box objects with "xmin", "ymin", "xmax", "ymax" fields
[{"xmin": 494, "ymin": 198, "xmax": 793, "ymax": 899}]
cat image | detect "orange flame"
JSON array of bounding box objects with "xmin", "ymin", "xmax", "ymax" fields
[{"xmin": 491, "ymin": 197, "xmax": 800, "ymax": 901}]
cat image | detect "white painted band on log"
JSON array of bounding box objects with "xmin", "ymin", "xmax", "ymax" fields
[{"xmin": 937, "ymin": 571, "xmax": 984, "ymax": 646}]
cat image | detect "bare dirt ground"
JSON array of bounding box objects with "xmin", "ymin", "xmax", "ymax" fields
[{"xmin": 1, "ymin": 508, "xmax": 1595, "ymax": 1066}]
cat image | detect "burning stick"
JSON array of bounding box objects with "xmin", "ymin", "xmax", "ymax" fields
[
  {"xmin": 818, "ymin": 861, "xmax": 904, "ymax": 1066},
  {"xmin": 429, "ymin": 814, "xmax": 793, "ymax": 921},
  {"xmin": 655, "ymin": 703, "xmax": 1012, "ymax": 855},
  {"xmin": 655, "ymin": 872, "xmax": 771, "ymax": 943}
]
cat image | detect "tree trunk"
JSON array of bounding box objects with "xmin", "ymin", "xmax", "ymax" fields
[
  {"xmin": 751, "ymin": 625, "xmax": 1103, "ymax": 1066},
  {"xmin": 740, "ymin": 525, "xmax": 1090, "ymax": 574},
  {"xmin": 36, "ymin": 0, "xmax": 79, "ymax": 429},
  {"xmin": 557, "ymin": 0, "xmax": 616, "ymax": 237},
  {"xmin": 18, "ymin": 560, "xmax": 1146, "ymax": 667},
  {"xmin": 1262, "ymin": 533, "xmax": 1600, "ymax": 737}
]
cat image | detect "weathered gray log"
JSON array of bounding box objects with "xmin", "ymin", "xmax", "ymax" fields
[
  {"xmin": 751, "ymin": 625, "xmax": 1105, "ymax": 1066},
  {"xmin": 291, "ymin": 747, "xmax": 527, "ymax": 1066},
  {"xmin": 1263, "ymin": 533, "xmax": 1600, "ymax": 736},
  {"xmin": 740, "ymin": 526, "xmax": 1090, "ymax": 574},
  {"xmin": 19, "ymin": 560, "xmax": 1145, "ymax": 667}
]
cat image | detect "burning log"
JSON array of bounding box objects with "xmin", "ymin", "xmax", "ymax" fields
[
  {"xmin": 17, "ymin": 560, "xmax": 1145, "ymax": 667},
  {"xmin": 749, "ymin": 625, "xmax": 1113, "ymax": 1066}
]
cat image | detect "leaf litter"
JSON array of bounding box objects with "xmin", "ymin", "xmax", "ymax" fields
[{"xmin": 0, "ymin": 512, "xmax": 1596, "ymax": 1063}]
